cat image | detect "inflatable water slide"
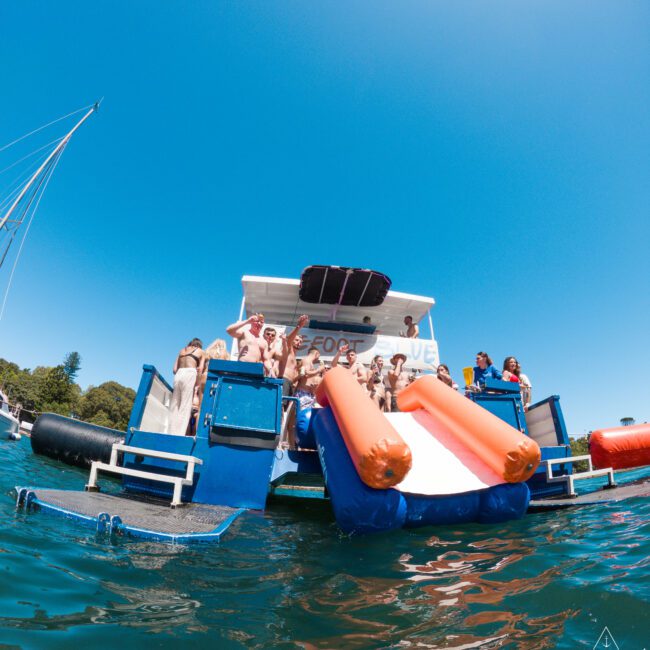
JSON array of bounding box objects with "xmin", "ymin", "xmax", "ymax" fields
[{"xmin": 307, "ymin": 367, "xmax": 541, "ymax": 534}]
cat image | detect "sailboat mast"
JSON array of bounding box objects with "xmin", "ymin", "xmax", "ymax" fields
[{"xmin": 0, "ymin": 102, "xmax": 99, "ymax": 232}]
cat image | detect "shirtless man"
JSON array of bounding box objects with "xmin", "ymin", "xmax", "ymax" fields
[
  {"xmin": 294, "ymin": 346, "xmax": 324, "ymax": 409},
  {"xmin": 225, "ymin": 313, "xmax": 271, "ymax": 371},
  {"xmin": 277, "ymin": 314, "xmax": 309, "ymax": 397},
  {"xmin": 263, "ymin": 326, "xmax": 281, "ymax": 377},
  {"xmin": 332, "ymin": 344, "xmax": 369, "ymax": 389},
  {"xmin": 387, "ymin": 353, "xmax": 410, "ymax": 412},
  {"xmin": 400, "ymin": 315, "xmax": 419, "ymax": 339}
]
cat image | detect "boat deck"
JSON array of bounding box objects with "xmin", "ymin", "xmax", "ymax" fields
[
  {"xmin": 16, "ymin": 487, "xmax": 245, "ymax": 543},
  {"xmin": 528, "ymin": 478, "xmax": 650, "ymax": 511}
]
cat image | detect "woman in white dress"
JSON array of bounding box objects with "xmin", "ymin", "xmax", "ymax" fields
[{"xmin": 169, "ymin": 338, "xmax": 205, "ymax": 435}]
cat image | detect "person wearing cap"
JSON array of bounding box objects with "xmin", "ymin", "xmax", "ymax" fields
[
  {"xmin": 387, "ymin": 352, "xmax": 410, "ymax": 411},
  {"xmin": 226, "ymin": 313, "xmax": 271, "ymax": 370}
]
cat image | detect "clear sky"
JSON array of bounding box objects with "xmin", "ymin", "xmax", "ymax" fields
[{"xmin": 0, "ymin": 1, "xmax": 648, "ymax": 435}]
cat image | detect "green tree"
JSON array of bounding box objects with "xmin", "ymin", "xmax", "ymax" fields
[
  {"xmin": 36, "ymin": 365, "xmax": 79, "ymax": 415},
  {"xmin": 77, "ymin": 381, "xmax": 136, "ymax": 431},
  {"xmin": 63, "ymin": 351, "xmax": 81, "ymax": 382},
  {"xmin": 570, "ymin": 436, "xmax": 590, "ymax": 472}
]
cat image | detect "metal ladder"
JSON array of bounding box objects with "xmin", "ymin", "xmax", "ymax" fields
[
  {"xmin": 86, "ymin": 442, "xmax": 203, "ymax": 507},
  {"xmin": 544, "ymin": 454, "xmax": 616, "ymax": 497}
]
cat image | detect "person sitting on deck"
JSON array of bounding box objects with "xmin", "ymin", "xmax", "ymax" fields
[
  {"xmin": 170, "ymin": 338, "xmax": 205, "ymax": 436},
  {"xmin": 226, "ymin": 313, "xmax": 272, "ymax": 373},
  {"xmin": 332, "ymin": 344, "xmax": 369, "ymax": 389},
  {"xmin": 472, "ymin": 351, "xmax": 502, "ymax": 387},
  {"xmin": 294, "ymin": 346, "xmax": 325, "ymax": 410},
  {"xmin": 277, "ymin": 314, "xmax": 309, "ymax": 398},
  {"xmin": 400, "ymin": 315, "xmax": 419, "ymax": 338},
  {"xmin": 436, "ymin": 363, "xmax": 458, "ymax": 389},
  {"xmin": 367, "ymin": 355, "xmax": 388, "ymax": 411},
  {"xmin": 387, "ymin": 353, "xmax": 410, "ymax": 411}
]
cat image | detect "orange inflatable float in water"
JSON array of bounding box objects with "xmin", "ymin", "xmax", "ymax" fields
[{"xmin": 590, "ymin": 424, "xmax": 650, "ymax": 470}]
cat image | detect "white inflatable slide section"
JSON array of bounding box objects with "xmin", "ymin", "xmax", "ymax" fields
[{"xmin": 386, "ymin": 410, "xmax": 503, "ymax": 495}]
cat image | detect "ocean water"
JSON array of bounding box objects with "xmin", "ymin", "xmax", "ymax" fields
[{"xmin": 1, "ymin": 437, "xmax": 649, "ymax": 649}]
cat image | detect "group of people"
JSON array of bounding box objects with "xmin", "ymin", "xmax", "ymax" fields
[
  {"xmin": 168, "ymin": 313, "xmax": 532, "ymax": 436},
  {"xmin": 470, "ymin": 351, "xmax": 532, "ymax": 410}
]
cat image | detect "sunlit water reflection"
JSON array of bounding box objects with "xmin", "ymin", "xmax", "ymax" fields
[{"xmin": 1, "ymin": 438, "xmax": 648, "ymax": 648}]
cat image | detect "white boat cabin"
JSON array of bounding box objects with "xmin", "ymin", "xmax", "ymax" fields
[{"xmin": 236, "ymin": 266, "xmax": 440, "ymax": 371}]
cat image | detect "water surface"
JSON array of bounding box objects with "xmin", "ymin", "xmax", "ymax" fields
[{"xmin": 1, "ymin": 438, "xmax": 648, "ymax": 648}]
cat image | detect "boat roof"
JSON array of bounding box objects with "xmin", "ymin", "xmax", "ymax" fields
[{"xmin": 241, "ymin": 275, "xmax": 435, "ymax": 336}]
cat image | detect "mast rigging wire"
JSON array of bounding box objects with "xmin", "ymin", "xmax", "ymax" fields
[
  {"xmin": 0, "ymin": 147, "xmax": 64, "ymax": 321},
  {"xmin": 0, "ymin": 136, "xmax": 65, "ymax": 177},
  {"xmin": 0, "ymin": 103, "xmax": 93, "ymax": 154}
]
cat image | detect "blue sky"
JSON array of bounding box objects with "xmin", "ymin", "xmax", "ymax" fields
[{"xmin": 0, "ymin": 1, "xmax": 648, "ymax": 435}]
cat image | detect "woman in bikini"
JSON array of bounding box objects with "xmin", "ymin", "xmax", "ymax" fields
[{"xmin": 169, "ymin": 338, "xmax": 205, "ymax": 435}]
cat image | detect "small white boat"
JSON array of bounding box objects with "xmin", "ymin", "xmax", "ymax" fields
[{"xmin": 0, "ymin": 396, "xmax": 20, "ymax": 439}]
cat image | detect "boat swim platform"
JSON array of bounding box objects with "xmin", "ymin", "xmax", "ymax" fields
[
  {"xmin": 528, "ymin": 478, "xmax": 650, "ymax": 512},
  {"xmin": 15, "ymin": 487, "xmax": 245, "ymax": 543}
]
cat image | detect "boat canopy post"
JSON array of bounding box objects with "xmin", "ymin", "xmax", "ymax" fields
[{"xmin": 428, "ymin": 308, "xmax": 435, "ymax": 344}]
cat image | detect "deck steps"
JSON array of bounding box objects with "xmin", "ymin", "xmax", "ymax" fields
[{"xmin": 86, "ymin": 443, "xmax": 203, "ymax": 507}]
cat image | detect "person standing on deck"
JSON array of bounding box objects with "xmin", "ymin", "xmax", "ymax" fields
[
  {"xmin": 400, "ymin": 315, "xmax": 419, "ymax": 338},
  {"xmin": 368, "ymin": 355, "xmax": 389, "ymax": 411},
  {"xmin": 332, "ymin": 344, "xmax": 369, "ymax": 389},
  {"xmin": 226, "ymin": 313, "xmax": 272, "ymax": 373},
  {"xmin": 263, "ymin": 327, "xmax": 280, "ymax": 377},
  {"xmin": 277, "ymin": 314, "xmax": 309, "ymax": 397},
  {"xmin": 387, "ymin": 353, "xmax": 410, "ymax": 411},
  {"xmin": 294, "ymin": 346, "xmax": 324, "ymax": 409},
  {"xmin": 169, "ymin": 338, "xmax": 205, "ymax": 435}
]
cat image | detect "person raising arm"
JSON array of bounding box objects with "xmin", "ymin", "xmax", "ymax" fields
[{"xmin": 226, "ymin": 313, "xmax": 270, "ymax": 367}]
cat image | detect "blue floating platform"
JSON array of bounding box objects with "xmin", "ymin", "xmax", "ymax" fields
[{"xmin": 15, "ymin": 487, "xmax": 245, "ymax": 543}]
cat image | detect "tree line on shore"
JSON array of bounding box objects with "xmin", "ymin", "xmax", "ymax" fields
[{"xmin": 0, "ymin": 352, "xmax": 135, "ymax": 430}]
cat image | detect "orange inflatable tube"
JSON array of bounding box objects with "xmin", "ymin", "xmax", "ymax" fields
[
  {"xmin": 316, "ymin": 367, "xmax": 412, "ymax": 489},
  {"xmin": 590, "ymin": 424, "xmax": 650, "ymax": 470},
  {"xmin": 397, "ymin": 376, "xmax": 540, "ymax": 483}
]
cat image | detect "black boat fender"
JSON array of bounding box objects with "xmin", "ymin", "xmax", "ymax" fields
[{"xmin": 31, "ymin": 413, "xmax": 124, "ymax": 469}]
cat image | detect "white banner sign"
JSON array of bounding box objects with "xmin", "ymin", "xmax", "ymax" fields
[{"xmin": 230, "ymin": 326, "xmax": 440, "ymax": 371}]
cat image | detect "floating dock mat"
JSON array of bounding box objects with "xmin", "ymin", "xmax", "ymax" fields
[
  {"xmin": 15, "ymin": 487, "xmax": 245, "ymax": 543},
  {"xmin": 528, "ymin": 478, "xmax": 650, "ymax": 512}
]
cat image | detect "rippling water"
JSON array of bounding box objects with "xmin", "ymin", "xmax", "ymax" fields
[{"xmin": 1, "ymin": 437, "xmax": 649, "ymax": 648}]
